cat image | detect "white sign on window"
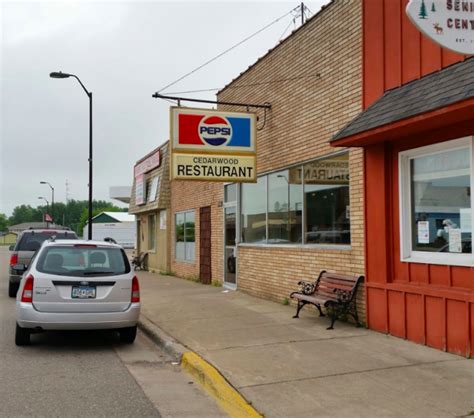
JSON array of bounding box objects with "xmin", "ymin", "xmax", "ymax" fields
[
  {"xmin": 406, "ymin": 0, "xmax": 474, "ymax": 55},
  {"xmin": 148, "ymin": 176, "xmax": 160, "ymax": 203},
  {"xmin": 135, "ymin": 174, "xmax": 145, "ymax": 206},
  {"xmin": 448, "ymin": 227, "xmax": 462, "ymax": 252},
  {"xmin": 160, "ymin": 211, "xmax": 167, "ymax": 230},
  {"xmin": 417, "ymin": 221, "xmax": 430, "ymax": 244}
]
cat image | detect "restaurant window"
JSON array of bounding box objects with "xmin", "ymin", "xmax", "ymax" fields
[
  {"xmin": 399, "ymin": 137, "xmax": 473, "ymax": 266},
  {"xmin": 241, "ymin": 177, "xmax": 266, "ymax": 243},
  {"xmin": 239, "ymin": 152, "xmax": 351, "ymax": 247},
  {"xmin": 303, "ymin": 153, "xmax": 350, "ymax": 245},
  {"xmin": 268, "ymin": 168, "xmax": 302, "ymax": 243},
  {"xmin": 175, "ymin": 210, "xmax": 195, "ymax": 261},
  {"xmin": 148, "ymin": 214, "xmax": 156, "ymax": 251}
]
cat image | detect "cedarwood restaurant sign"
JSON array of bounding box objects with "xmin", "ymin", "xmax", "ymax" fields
[
  {"xmin": 170, "ymin": 107, "xmax": 256, "ymax": 182},
  {"xmin": 406, "ymin": 0, "xmax": 474, "ymax": 55}
]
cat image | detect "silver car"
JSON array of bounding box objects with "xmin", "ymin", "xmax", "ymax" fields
[{"xmin": 14, "ymin": 239, "xmax": 140, "ymax": 346}]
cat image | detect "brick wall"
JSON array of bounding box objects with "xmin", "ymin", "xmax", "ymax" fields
[
  {"xmin": 217, "ymin": 0, "xmax": 366, "ymax": 321},
  {"xmin": 170, "ymin": 181, "xmax": 224, "ymax": 282},
  {"xmin": 169, "ymin": 0, "xmax": 366, "ymax": 322}
]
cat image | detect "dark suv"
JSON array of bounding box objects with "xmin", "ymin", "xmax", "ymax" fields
[{"xmin": 8, "ymin": 228, "xmax": 78, "ymax": 297}]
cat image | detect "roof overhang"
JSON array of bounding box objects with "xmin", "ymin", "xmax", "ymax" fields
[{"xmin": 331, "ymin": 98, "xmax": 474, "ymax": 147}]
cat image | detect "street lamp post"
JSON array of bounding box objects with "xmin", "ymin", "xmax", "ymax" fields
[
  {"xmin": 40, "ymin": 181, "xmax": 54, "ymax": 223},
  {"xmin": 38, "ymin": 197, "xmax": 49, "ymax": 226},
  {"xmin": 50, "ymin": 71, "xmax": 93, "ymax": 240}
]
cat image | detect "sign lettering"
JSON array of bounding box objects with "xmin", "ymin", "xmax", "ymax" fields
[{"xmin": 406, "ymin": 0, "xmax": 474, "ymax": 55}]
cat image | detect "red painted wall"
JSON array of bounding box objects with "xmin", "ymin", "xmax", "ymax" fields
[
  {"xmin": 362, "ymin": 0, "xmax": 472, "ymax": 357},
  {"xmin": 363, "ymin": 0, "xmax": 466, "ymax": 108}
]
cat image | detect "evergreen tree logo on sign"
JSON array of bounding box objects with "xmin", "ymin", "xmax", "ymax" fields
[{"xmin": 406, "ymin": 0, "xmax": 474, "ymax": 55}]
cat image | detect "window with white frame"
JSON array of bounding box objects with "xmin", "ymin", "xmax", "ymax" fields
[
  {"xmin": 148, "ymin": 214, "xmax": 156, "ymax": 251},
  {"xmin": 399, "ymin": 136, "xmax": 473, "ymax": 266},
  {"xmin": 240, "ymin": 152, "xmax": 350, "ymax": 246},
  {"xmin": 175, "ymin": 211, "xmax": 195, "ymax": 261}
]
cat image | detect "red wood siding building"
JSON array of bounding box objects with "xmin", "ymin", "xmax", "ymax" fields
[{"xmin": 333, "ymin": 0, "xmax": 473, "ymax": 357}]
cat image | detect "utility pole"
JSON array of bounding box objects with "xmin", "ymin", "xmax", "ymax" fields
[{"xmin": 301, "ymin": 2, "xmax": 304, "ymax": 25}]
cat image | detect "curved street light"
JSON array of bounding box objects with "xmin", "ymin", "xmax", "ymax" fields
[
  {"xmin": 38, "ymin": 196, "xmax": 50, "ymax": 225},
  {"xmin": 50, "ymin": 71, "xmax": 93, "ymax": 240},
  {"xmin": 40, "ymin": 181, "xmax": 54, "ymax": 223}
]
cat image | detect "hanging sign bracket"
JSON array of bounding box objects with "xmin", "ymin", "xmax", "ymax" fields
[{"xmin": 152, "ymin": 93, "xmax": 271, "ymax": 110}]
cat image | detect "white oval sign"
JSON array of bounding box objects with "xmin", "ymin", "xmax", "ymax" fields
[{"xmin": 406, "ymin": 0, "xmax": 474, "ymax": 55}]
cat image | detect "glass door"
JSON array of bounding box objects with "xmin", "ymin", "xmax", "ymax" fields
[
  {"xmin": 224, "ymin": 206, "xmax": 237, "ymax": 287},
  {"xmin": 224, "ymin": 183, "xmax": 238, "ymax": 288}
]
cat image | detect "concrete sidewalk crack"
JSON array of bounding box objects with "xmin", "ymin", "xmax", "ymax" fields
[
  {"xmin": 206, "ymin": 333, "xmax": 368, "ymax": 351},
  {"xmin": 238, "ymin": 358, "xmax": 464, "ymax": 389}
]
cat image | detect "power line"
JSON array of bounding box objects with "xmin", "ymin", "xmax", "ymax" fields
[
  {"xmin": 158, "ymin": 5, "xmax": 301, "ymax": 94},
  {"xmin": 165, "ymin": 73, "xmax": 322, "ymax": 95}
]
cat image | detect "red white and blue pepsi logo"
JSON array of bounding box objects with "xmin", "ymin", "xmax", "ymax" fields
[
  {"xmin": 177, "ymin": 112, "xmax": 253, "ymax": 149},
  {"xmin": 198, "ymin": 116, "xmax": 232, "ymax": 146}
]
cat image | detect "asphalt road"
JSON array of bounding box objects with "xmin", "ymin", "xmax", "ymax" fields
[{"xmin": 0, "ymin": 246, "xmax": 225, "ymax": 418}]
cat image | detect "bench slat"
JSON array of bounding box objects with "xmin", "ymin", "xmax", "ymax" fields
[
  {"xmin": 320, "ymin": 278, "xmax": 358, "ymax": 289},
  {"xmin": 321, "ymin": 275, "xmax": 358, "ymax": 284},
  {"xmin": 321, "ymin": 273, "xmax": 359, "ymax": 283},
  {"xmin": 319, "ymin": 280, "xmax": 354, "ymax": 289}
]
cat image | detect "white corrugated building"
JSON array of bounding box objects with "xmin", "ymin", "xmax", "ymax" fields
[{"xmin": 83, "ymin": 212, "xmax": 136, "ymax": 248}]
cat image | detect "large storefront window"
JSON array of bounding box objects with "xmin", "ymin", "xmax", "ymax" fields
[
  {"xmin": 241, "ymin": 177, "xmax": 266, "ymax": 243},
  {"xmin": 175, "ymin": 211, "xmax": 195, "ymax": 261},
  {"xmin": 239, "ymin": 152, "xmax": 350, "ymax": 246},
  {"xmin": 268, "ymin": 169, "xmax": 302, "ymax": 243},
  {"xmin": 400, "ymin": 137, "xmax": 473, "ymax": 265},
  {"xmin": 303, "ymin": 154, "xmax": 350, "ymax": 244}
]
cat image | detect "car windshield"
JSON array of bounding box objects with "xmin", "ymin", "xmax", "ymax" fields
[
  {"xmin": 36, "ymin": 245, "xmax": 130, "ymax": 277},
  {"xmin": 17, "ymin": 231, "xmax": 77, "ymax": 252}
]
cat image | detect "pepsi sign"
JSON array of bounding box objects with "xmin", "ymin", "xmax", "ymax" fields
[
  {"xmin": 170, "ymin": 107, "xmax": 257, "ymax": 183},
  {"xmin": 171, "ymin": 107, "xmax": 256, "ymax": 153},
  {"xmin": 198, "ymin": 116, "xmax": 232, "ymax": 146}
]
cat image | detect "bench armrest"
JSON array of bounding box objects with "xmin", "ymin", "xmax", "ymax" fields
[{"xmin": 297, "ymin": 280, "xmax": 317, "ymax": 296}]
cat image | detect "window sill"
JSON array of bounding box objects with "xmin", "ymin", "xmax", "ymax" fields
[
  {"xmin": 238, "ymin": 243, "xmax": 352, "ymax": 251},
  {"xmin": 401, "ymin": 254, "xmax": 473, "ymax": 267},
  {"xmin": 174, "ymin": 258, "xmax": 195, "ymax": 264}
]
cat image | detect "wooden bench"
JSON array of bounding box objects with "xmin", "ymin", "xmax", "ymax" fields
[{"xmin": 290, "ymin": 270, "xmax": 364, "ymax": 329}]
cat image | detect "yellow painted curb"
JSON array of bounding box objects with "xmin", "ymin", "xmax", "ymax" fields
[{"xmin": 181, "ymin": 351, "xmax": 263, "ymax": 418}]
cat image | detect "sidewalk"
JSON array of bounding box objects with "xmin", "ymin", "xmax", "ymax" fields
[{"xmin": 138, "ymin": 271, "xmax": 474, "ymax": 417}]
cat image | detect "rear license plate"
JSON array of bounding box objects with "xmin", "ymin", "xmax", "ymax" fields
[{"xmin": 71, "ymin": 286, "xmax": 96, "ymax": 299}]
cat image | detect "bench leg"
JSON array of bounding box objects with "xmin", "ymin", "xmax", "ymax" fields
[
  {"xmin": 315, "ymin": 304, "xmax": 325, "ymax": 317},
  {"xmin": 326, "ymin": 302, "xmax": 339, "ymax": 330},
  {"xmin": 350, "ymin": 304, "xmax": 361, "ymax": 327},
  {"xmin": 293, "ymin": 300, "xmax": 306, "ymax": 319},
  {"xmin": 327, "ymin": 313, "xmax": 337, "ymax": 330}
]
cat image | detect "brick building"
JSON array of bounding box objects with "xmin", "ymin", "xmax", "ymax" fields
[
  {"xmin": 129, "ymin": 144, "xmax": 171, "ymax": 273},
  {"xmin": 168, "ymin": 0, "xmax": 366, "ymax": 319}
]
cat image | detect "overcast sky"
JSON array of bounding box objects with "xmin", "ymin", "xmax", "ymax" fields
[{"xmin": 0, "ymin": 0, "xmax": 328, "ymax": 216}]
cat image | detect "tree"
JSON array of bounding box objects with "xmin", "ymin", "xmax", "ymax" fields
[
  {"xmin": 7, "ymin": 200, "xmax": 127, "ymax": 235},
  {"xmin": 0, "ymin": 213, "xmax": 8, "ymax": 232},
  {"xmin": 8, "ymin": 205, "xmax": 42, "ymax": 226},
  {"xmin": 431, "ymin": 2, "xmax": 436, "ymax": 12},
  {"xmin": 419, "ymin": 0, "xmax": 428, "ymax": 19}
]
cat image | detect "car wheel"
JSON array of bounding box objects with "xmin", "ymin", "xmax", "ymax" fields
[
  {"xmin": 15, "ymin": 324, "xmax": 31, "ymax": 346},
  {"xmin": 8, "ymin": 282, "xmax": 19, "ymax": 298},
  {"xmin": 119, "ymin": 326, "xmax": 137, "ymax": 344}
]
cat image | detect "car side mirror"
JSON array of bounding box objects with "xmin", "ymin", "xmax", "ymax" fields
[
  {"xmin": 12, "ymin": 263, "xmax": 27, "ymax": 273},
  {"xmin": 9, "ymin": 245, "xmax": 14, "ymax": 251}
]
